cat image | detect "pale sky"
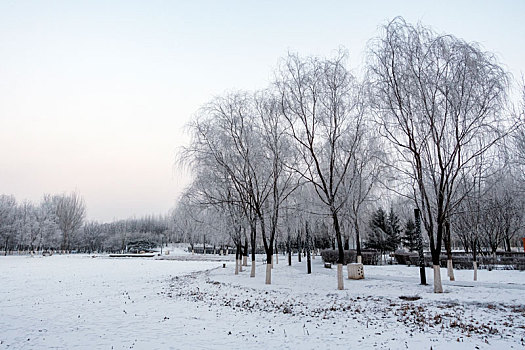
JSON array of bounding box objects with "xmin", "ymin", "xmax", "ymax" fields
[{"xmin": 1, "ymin": 0, "xmax": 523, "ymax": 222}]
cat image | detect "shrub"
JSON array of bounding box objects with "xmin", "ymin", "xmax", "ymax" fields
[
  {"xmin": 320, "ymin": 249, "xmax": 355, "ymax": 264},
  {"xmin": 320, "ymin": 249, "xmax": 380, "ymax": 265}
]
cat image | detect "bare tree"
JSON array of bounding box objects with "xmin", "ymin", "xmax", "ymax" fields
[
  {"xmin": 368, "ymin": 18, "xmax": 509, "ymax": 292},
  {"xmin": 183, "ymin": 91, "xmax": 298, "ymax": 284},
  {"xmin": 480, "ymin": 170, "xmax": 524, "ymax": 253},
  {"xmin": 35, "ymin": 195, "xmax": 60, "ymax": 251},
  {"xmin": 0, "ymin": 195, "xmax": 17, "ymax": 255},
  {"xmin": 55, "ymin": 192, "xmax": 86, "ymax": 252},
  {"xmin": 16, "ymin": 201, "xmax": 38, "ymax": 253},
  {"xmin": 343, "ymin": 133, "xmax": 385, "ymax": 264},
  {"xmin": 278, "ymin": 51, "xmax": 366, "ymax": 290},
  {"xmin": 514, "ymin": 84, "xmax": 525, "ymax": 169},
  {"xmin": 83, "ymin": 221, "xmax": 103, "ymax": 253}
]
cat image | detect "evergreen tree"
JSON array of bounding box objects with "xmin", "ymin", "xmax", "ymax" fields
[
  {"xmin": 366, "ymin": 207, "xmax": 388, "ymax": 252},
  {"xmin": 402, "ymin": 218, "xmax": 419, "ymax": 252},
  {"xmin": 385, "ymin": 207, "xmax": 401, "ymax": 252}
]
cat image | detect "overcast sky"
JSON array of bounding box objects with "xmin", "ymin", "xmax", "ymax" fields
[{"xmin": 0, "ymin": 0, "xmax": 523, "ymax": 222}]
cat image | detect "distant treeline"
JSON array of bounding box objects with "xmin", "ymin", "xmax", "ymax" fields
[{"xmin": 0, "ymin": 192, "xmax": 175, "ymax": 254}]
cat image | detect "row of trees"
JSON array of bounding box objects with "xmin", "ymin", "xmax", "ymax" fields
[
  {"xmin": 0, "ymin": 192, "xmax": 172, "ymax": 254},
  {"xmin": 177, "ymin": 17, "xmax": 524, "ymax": 293},
  {"xmin": 0, "ymin": 192, "xmax": 85, "ymax": 253},
  {"xmin": 178, "ymin": 47, "xmax": 384, "ymax": 288}
]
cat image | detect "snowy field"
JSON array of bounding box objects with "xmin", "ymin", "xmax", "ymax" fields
[{"xmin": 1, "ymin": 252, "xmax": 524, "ymax": 349}]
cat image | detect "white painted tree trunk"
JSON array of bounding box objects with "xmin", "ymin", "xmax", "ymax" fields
[
  {"xmin": 447, "ymin": 259, "xmax": 455, "ymax": 281},
  {"xmin": 337, "ymin": 264, "xmax": 344, "ymax": 290},
  {"xmin": 433, "ymin": 265, "xmax": 443, "ymax": 293},
  {"xmin": 473, "ymin": 261, "xmax": 478, "ymax": 281},
  {"xmin": 357, "ymin": 255, "xmax": 362, "ymax": 264},
  {"xmin": 242, "ymin": 256, "xmax": 247, "ymax": 266},
  {"xmin": 235, "ymin": 259, "xmax": 239, "ymax": 275},
  {"xmin": 239, "ymin": 259, "xmax": 243, "ymax": 272},
  {"xmin": 312, "ymin": 250, "xmax": 315, "ymax": 259},
  {"xmin": 275, "ymin": 253, "xmax": 278, "ymax": 265},
  {"xmin": 265, "ymin": 263, "xmax": 272, "ymax": 284},
  {"xmin": 250, "ymin": 260, "xmax": 256, "ymax": 278}
]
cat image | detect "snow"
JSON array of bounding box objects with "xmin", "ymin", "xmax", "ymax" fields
[{"xmin": 1, "ymin": 252, "xmax": 524, "ymax": 349}]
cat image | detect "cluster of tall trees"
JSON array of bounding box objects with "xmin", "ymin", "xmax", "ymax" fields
[
  {"xmin": 0, "ymin": 192, "xmax": 172, "ymax": 254},
  {"xmin": 178, "ymin": 48, "xmax": 384, "ymax": 288},
  {"xmin": 177, "ymin": 17, "xmax": 524, "ymax": 293}
]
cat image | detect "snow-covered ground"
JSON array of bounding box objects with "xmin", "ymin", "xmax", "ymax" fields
[{"xmin": 1, "ymin": 252, "xmax": 524, "ymax": 349}]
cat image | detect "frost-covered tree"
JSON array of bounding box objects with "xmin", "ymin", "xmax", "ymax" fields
[
  {"xmin": 183, "ymin": 91, "xmax": 298, "ymax": 284},
  {"xmin": 0, "ymin": 195, "xmax": 17, "ymax": 254},
  {"xmin": 35, "ymin": 195, "xmax": 60, "ymax": 251},
  {"xmin": 54, "ymin": 192, "xmax": 86, "ymax": 252},
  {"xmin": 368, "ymin": 18, "xmax": 510, "ymax": 292},
  {"xmin": 15, "ymin": 201, "xmax": 37, "ymax": 251},
  {"xmin": 278, "ymin": 51, "xmax": 366, "ymax": 290}
]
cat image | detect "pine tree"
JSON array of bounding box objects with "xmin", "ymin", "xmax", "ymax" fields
[
  {"xmin": 366, "ymin": 208, "xmax": 388, "ymax": 252},
  {"xmin": 385, "ymin": 207, "xmax": 401, "ymax": 252},
  {"xmin": 402, "ymin": 218, "xmax": 419, "ymax": 252}
]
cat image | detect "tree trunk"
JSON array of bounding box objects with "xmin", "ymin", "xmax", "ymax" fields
[
  {"xmin": 265, "ymin": 254, "xmax": 272, "ymax": 284},
  {"xmin": 235, "ymin": 244, "xmax": 241, "ymax": 275},
  {"xmin": 332, "ymin": 209, "xmax": 345, "ymax": 290},
  {"xmin": 307, "ymin": 249, "xmax": 312, "ymax": 274},
  {"xmin": 433, "ymin": 265, "xmax": 443, "ymax": 293},
  {"xmin": 355, "ymin": 218, "xmax": 362, "ymax": 264},
  {"xmin": 297, "ymin": 232, "xmax": 302, "ymax": 262},
  {"xmin": 243, "ymin": 237, "xmax": 248, "ymax": 266},
  {"xmin": 505, "ymin": 237, "xmax": 511, "ymax": 252},
  {"xmin": 472, "ymin": 239, "xmax": 478, "ymax": 281},
  {"xmin": 306, "ymin": 221, "xmax": 312, "ymax": 274},
  {"xmin": 274, "ymin": 241, "xmax": 278, "ymax": 265},
  {"xmin": 287, "ymin": 234, "xmax": 292, "ymax": 266},
  {"xmin": 446, "ymin": 259, "xmax": 455, "ymax": 281},
  {"xmin": 444, "ymin": 221, "xmax": 455, "ymax": 281},
  {"xmin": 239, "ymin": 247, "xmax": 243, "ymax": 272},
  {"xmin": 235, "ymin": 245, "xmax": 239, "ymax": 275},
  {"xmin": 250, "ymin": 223, "xmax": 256, "ymax": 277},
  {"xmin": 337, "ymin": 264, "xmax": 344, "ymax": 290}
]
